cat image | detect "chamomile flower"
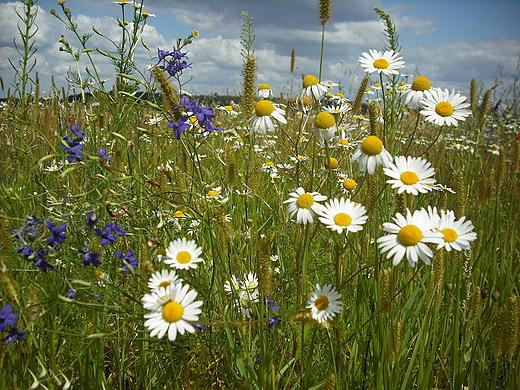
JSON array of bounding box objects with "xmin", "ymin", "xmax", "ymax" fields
[
  {"xmin": 401, "ymin": 76, "xmax": 432, "ymax": 107},
  {"xmin": 351, "ymin": 135, "xmax": 393, "ymax": 174},
  {"xmin": 142, "ymin": 283, "xmax": 203, "ymax": 341},
  {"xmin": 436, "ymin": 210, "xmax": 477, "ymax": 251},
  {"xmin": 314, "ymin": 111, "xmax": 337, "ymax": 141},
  {"xmin": 359, "ymin": 49, "xmax": 405, "ymax": 75},
  {"xmin": 257, "ymin": 83, "xmax": 273, "ymax": 99},
  {"xmin": 318, "ymin": 198, "xmax": 368, "ymax": 234},
  {"xmin": 164, "ymin": 238, "xmax": 204, "ymax": 270},
  {"xmin": 147, "ymin": 269, "xmax": 182, "ymax": 291},
  {"xmin": 420, "ymin": 88, "xmax": 472, "ymax": 126},
  {"xmin": 251, "ymin": 100, "xmax": 287, "ymax": 134},
  {"xmin": 383, "ymin": 155, "xmax": 436, "ymax": 195},
  {"xmin": 322, "ymin": 102, "xmax": 352, "ymax": 115},
  {"xmin": 307, "ymin": 284, "xmax": 342, "ymax": 323},
  {"xmin": 297, "ymin": 75, "xmax": 329, "ymax": 101},
  {"xmin": 377, "ymin": 209, "xmax": 444, "ymax": 267},
  {"xmin": 284, "ymin": 187, "xmax": 327, "ymax": 224}
]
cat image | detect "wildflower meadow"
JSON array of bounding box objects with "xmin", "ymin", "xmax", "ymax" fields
[{"xmin": 1, "ymin": 0, "xmax": 519, "ymax": 389}]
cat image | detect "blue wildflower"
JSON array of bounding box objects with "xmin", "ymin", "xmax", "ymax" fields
[
  {"xmin": 167, "ymin": 117, "xmax": 191, "ymax": 140},
  {"xmin": 65, "ymin": 289, "xmax": 76, "ymax": 299},
  {"xmin": 32, "ymin": 248, "xmax": 54, "ymax": 272},
  {"xmin": 115, "ymin": 249, "xmax": 139, "ymax": 271},
  {"xmin": 94, "ymin": 221, "xmax": 126, "ymax": 247},
  {"xmin": 264, "ymin": 296, "xmax": 281, "ymax": 330},
  {"xmin": 0, "ymin": 305, "xmax": 18, "ymax": 332},
  {"xmin": 85, "ymin": 213, "xmax": 99, "ymax": 227},
  {"xmin": 80, "ymin": 250, "xmax": 101, "ymax": 267},
  {"xmin": 45, "ymin": 221, "xmax": 67, "ymax": 248},
  {"xmin": 96, "ymin": 146, "xmax": 112, "ymax": 161},
  {"xmin": 2, "ymin": 326, "xmax": 27, "ymax": 346}
]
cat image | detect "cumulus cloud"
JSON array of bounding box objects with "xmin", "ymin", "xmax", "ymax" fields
[{"xmin": 1, "ymin": 0, "xmax": 518, "ymax": 100}]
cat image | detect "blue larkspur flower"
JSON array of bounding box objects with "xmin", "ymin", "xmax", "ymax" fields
[
  {"xmin": 2, "ymin": 326, "xmax": 27, "ymax": 346},
  {"xmin": 96, "ymin": 146, "xmax": 112, "ymax": 161},
  {"xmin": 0, "ymin": 305, "xmax": 18, "ymax": 332},
  {"xmin": 80, "ymin": 250, "xmax": 101, "ymax": 267},
  {"xmin": 94, "ymin": 221, "xmax": 127, "ymax": 247},
  {"xmin": 115, "ymin": 249, "xmax": 139, "ymax": 271},
  {"xmin": 45, "ymin": 221, "xmax": 67, "ymax": 248}
]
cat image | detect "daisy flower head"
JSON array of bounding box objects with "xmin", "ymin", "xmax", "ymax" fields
[
  {"xmin": 314, "ymin": 111, "xmax": 337, "ymax": 141},
  {"xmin": 257, "ymin": 83, "xmax": 273, "ymax": 99},
  {"xmin": 436, "ymin": 209, "xmax": 477, "ymax": 252},
  {"xmin": 251, "ymin": 100, "xmax": 287, "ymax": 134},
  {"xmin": 322, "ymin": 102, "xmax": 352, "ymax": 115},
  {"xmin": 359, "ymin": 49, "xmax": 405, "ymax": 76},
  {"xmin": 284, "ymin": 187, "xmax": 327, "ymax": 224},
  {"xmin": 147, "ymin": 269, "xmax": 182, "ymax": 292},
  {"xmin": 318, "ymin": 197, "xmax": 368, "ymax": 234},
  {"xmin": 164, "ymin": 237, "xmax": 204, "ymax": 270},
  {"xmin": 351, "ymin": 135, "xmax": 393, "ymax": 175},
  {"xmin": 383, "ymin": 155, "xmax": 436, "ymax": 195},
  {"xmin": 377, "ymin": 209, "xmax": 444, "ymax": 267},
  {"xmin": 142, "ymin": 283, "xmax": 203, "ymax": 342},
  {"xmin": 297, "ymin": 74, "xmax": 329, "ymax": 101},
  {"xmin": 420, "ymin": 88, "xmax": 472, "ymax": 126},
  {"xmin": 341, "ymin": 178, "xmax": 357, "ymax": 192},
  {"xmin": 307, "ymin": 284, "xmax": 342, "ymax": 323},
  {"xmin": 401, "ymin": 76, "xmax": 432, "ymax": 107}
]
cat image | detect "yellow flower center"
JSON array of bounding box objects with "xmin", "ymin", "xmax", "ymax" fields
[
  {"xmin": 334, "ymin": 213, "xmax": 352, "ymax": 227},
  {"xmin": 441, "ymin": 228, "xmax": 458, "ymax": 243},
  {"xmin": 335, "ymin": 93, "xmax": 344, "ymax": 98},
  {"xmin": 159, "ymin": 281, "xmax": 171, "ymax": 288},
  {"xmin": 265, "ymin": 161, "xmax": 275, "ymax": 166},
  {"xmin": 258, "ymin": 83, "xmax": 271, "ymax": 90},
  {"xmin": 296, "ymin": 193, "xmax": 314, "ymax": 209},
  {"xmin": 315, "ymin": 295, "xmax": 330, "ymax": 311},
  {"xmin": 208, "ymin": 190, "xmax": 220, "ymax": 197},
  {"xmin": 397, "ymin": 225, "xmax": 423, "ymax": 246},
  {"xmin": 360, "ymin": 136, "xmax": 383, "ymax": 156},
  {"xmin": 303, "ymin": 75, "xmax": 319, "ymax": 88},
  {"xmin": 223, "ymin": 105, "xmax": 233, "ymax": 112},
  {"xmin": 343, "ymin": 179, "xmax": 357, "ymax": 191},
  {"xmin": 255, "ymin": 100, "xmax": 275, "ymax": 117},
  {"xmin": 324, "ymin": 157, "xmax": 339, "ymax": 170},
  {"xmin": 411, "ymin": 76, "xmax": 431, "ymax": 91},
  {"xmin": 162, "ymin": 301, "xmax": 184, "ymax": 323},
  {"xmin": 314, "ymin": 112, "xmax": 335, "ymax": 129},
  {"xmin": 374, "ymin": 83, "xmax": 381, "ymax": 88},
  {"xmin": 373, "ymin": 58, "xmax": 389, "ymax": 69},
  {"xmin": 177, "ymin": 251, "xmax": 192, "ymax": 264},
  {"xmin": 400, "ymin": 171, "xmax": 419, "ymax": 185},
  {"xmin": 338, "ymin": 138, "xmax": 350, "ymax": 146},
  {"xmin": 435, "ymin": 102, "xmax": 454, "ymax": 117},
  {"xmin": 173, "ymin": 210, "xmax": 186, "ymax": 218}
]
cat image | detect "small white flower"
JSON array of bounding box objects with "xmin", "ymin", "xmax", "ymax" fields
[{"xmin": 307, "ymin": 284, "xmax": 342, "ymax": 323}]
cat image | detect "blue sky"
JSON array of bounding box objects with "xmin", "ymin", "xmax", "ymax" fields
[{"xmin": 1, "ymin": 0, "xmax": 519, "ymax": 101}]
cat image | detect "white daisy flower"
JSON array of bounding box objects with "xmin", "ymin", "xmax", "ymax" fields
[
  {"xmin": 284, "ymin": 187, "xmax": 327, "ymax": 224},
  {"xmin": 142, "ymin": 283, "xmax": 203, "ymax": 342},
  {"xmin": 436, "ymin": 209, "xmax": 477, "ymax": 252},
  {"xmin": 307, "ymin": 284, "xmax": 342, "ymax": 323},
  {"xmin": 322, "ymin": 103, "xmax": 352, "ymax": 115},
  {"xmin": 377, "ymin": 209, "xmax": 444, "ymax": 266},
  {"xmin": 250, "ymin": 100, "xmax": 287, "ymax": 134},
  {"xmin": 218, "ymin": 105, "xmax": 239, "ymax": 116},
  {"xmin": 224, "ymin": 274, "xmax": 241, "ymax": 293},
  {"xmin": 401, "ymin": 76, "xmax": 432, "ymax": 107},
  {"xmin": 241, "ymin": 272, "xmax": 259, "ymax": 292},
  {"xmin": 383, "ymin": 155, "xmax": 436, "ymax": 195},
  {"xmin": 297, "ymin": 74, "xmax": 329, "ymax": 101},
  {"xmin": 351, "ymin": 135, "xmax": 393, "ymax": 175},
  {"xmin": 147, "ymin": 269, "xmax": 182, "ymax": 291},
  {"xmin": 164, "ymin": 237, "xmax": 204, "ymax": 270},
  {"xmin": 359, "ymin": 49, "xmax": 405, "ymax": 75},
  {"xmin": 420, "ymin": 88, "xmax": 472, "ymax": 126},
  {"xmin": 314, "ymin": 111, "xmax": 337, "ymax": 141},
  {"xmin": 257, "ymin": 83, "xmax": 273, "ymax": 99},
  {"xmin": 318, "ymin": 198, "xmax": 368, "ymax": 234}
]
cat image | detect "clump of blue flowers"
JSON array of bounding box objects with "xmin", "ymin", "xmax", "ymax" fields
[
  {"xmin": 0, "ymin": 304, "xmax": 26, "ymax": 346},
  {"xmin": 168, "ymin": 96, "xmax": 223, "ymax": 139},
  {"xmin": 61, "ymin": 121, "xmax": 85, "ymax": 163},
  {"xmin": 11, "ymin": 215, "xmax": 67, "ymax": 272},
  {"xmin": 157, "ymin": 47, "xmax": 192, "ymax": 78}
]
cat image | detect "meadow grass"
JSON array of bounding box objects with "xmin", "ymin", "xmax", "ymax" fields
[{"xmin": 0, "ymin": 1, "xmax": 519, "ymax": 389}]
